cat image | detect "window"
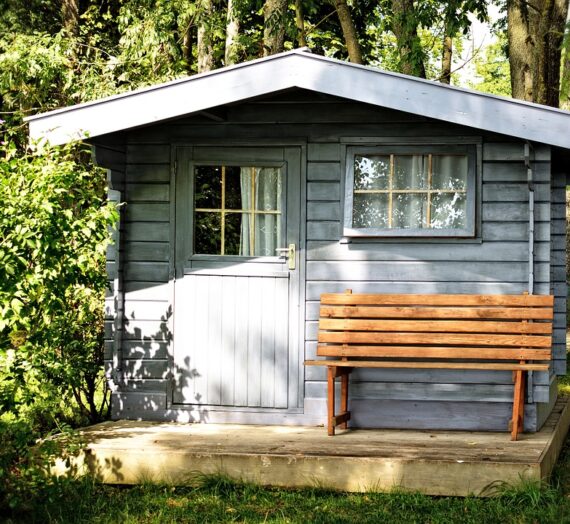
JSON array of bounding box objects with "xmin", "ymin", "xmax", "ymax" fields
[
  {"xmin": 193, "ymin": 164, "xmax": 284, "ymax": 256},
  {"xmin": 344, "ymin": 145, "xmax": 476, "ymax": 237}
]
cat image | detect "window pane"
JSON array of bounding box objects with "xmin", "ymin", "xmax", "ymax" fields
[
  {"xmin": 224, "ymin": 212, "xmax": 243, "ymax": 255},
  {"xmin": 430, "ymin": 192, "xmax": 467, "ymax": 229},
  {"xmin": 194, "ymin": 166, "xmax": 222, "ymax": 208},
  {"xmin": 255, "ymin": 214, "xmax": 281, "ymax": 256},
  {"xmin": 353, "ymin": 193, "xmax": 389, "ymax": 228},
  {"xmin": 393, "ymin": 155, "xmax": 428, "ymax": 190},
  {"xmin": 255, "ymin": 167, "xmax": 282, "ymax": 212},
  {"xmin": 432, "ymin": 155, "xmax": 468, "ymax": 190},
  {"xmin": 354, "ymin": 155, "xmax": 390, "ymax": 190},
  {"xmin": 393, "ymin": 193, "xmax": 427, "ymax": 229},
  {"xmin": 225, "ymin": 166, "xmax": 243, "ymax": 209},
  {"xmin": 195, "ymin": 212, "xmax": 221, "ymax": 254}
]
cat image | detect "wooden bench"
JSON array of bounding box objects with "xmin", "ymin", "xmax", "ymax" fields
[{"xmin": 305, "ymin": 291, "xmax": 554, "ymax": 441}]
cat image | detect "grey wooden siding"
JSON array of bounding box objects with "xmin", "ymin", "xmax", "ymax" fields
[
  {"xmin": 109, "ymin": 145, "xmax": 172, "ymax": 417},
  {"xmin": 551, "ymin": 169, "xmax": 568, "ymax": 376},
  {"xmin": 105, "ymin": 91, "xmax": 560, "ymax": 430}
]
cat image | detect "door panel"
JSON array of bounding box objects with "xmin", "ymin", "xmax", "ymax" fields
[{"xmin": 172, "ymin": 147, "xmax": 301, "ymax": 411}]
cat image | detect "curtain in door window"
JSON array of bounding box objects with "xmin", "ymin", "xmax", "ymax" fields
[{"xmin": 239, "ymin": 167, "xmax": 282, "ymax": 256}]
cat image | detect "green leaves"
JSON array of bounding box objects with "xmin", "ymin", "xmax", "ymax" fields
[{"xmin": 0, "ymin": 143, "xmax": 117, "ymax": 424}]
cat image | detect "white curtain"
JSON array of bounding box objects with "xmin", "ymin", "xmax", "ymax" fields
[
  {"xmin": 239, "ymin": 167, "xmax": 282, "ymax": 256},
  {"xmin": 430, "ymin": 155, "xmax": 467, "ymax": 229},
  {"xmin": 393, "ymin": 155, "xmax": 426, "ymax": 229}
]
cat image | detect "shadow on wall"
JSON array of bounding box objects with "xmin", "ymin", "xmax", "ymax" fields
[{"xmin": 107, "ymin": 297, "xmax": 209, "ymax": 423}]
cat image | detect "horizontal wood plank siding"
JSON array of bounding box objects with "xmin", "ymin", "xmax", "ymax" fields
[
  {"xmin": 107, "ymin": 93, "xmax": 560, "ymax": 430},
  {"xmin": 112, "ymin": 146, "xmax": 173, "ymax": 413},
  {"xmin": 550, "ymin": 172, "xmax": 567, "ymax": 374}
]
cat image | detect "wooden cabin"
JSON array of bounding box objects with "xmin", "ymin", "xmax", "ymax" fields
[{"xmin": 27, "ymin": 49, "xmax": 570, "ymax": 433}]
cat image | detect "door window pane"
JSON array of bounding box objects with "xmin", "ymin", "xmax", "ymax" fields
[
  {"xmin": 194, "ymin": 212, "xmax": 221, "ymax": 255},
  {"xmin": 193, "ymin": 165, "xmax": 283, "ymax": 256}
]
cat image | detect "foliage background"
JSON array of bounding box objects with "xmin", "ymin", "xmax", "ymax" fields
[{"xmin": 0, "ymin": 0, "xmax": 569, "ymax": 516}]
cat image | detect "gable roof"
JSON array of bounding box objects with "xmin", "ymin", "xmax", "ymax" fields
[{"xmin": 26, "ymin": 48, "xmax": 570, "ymax": 149}]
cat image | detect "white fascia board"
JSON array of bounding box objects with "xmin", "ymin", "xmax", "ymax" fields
[
  {"xmin": 294, "ymin": 55, "xmax": 570, "ymax": 149},
  {"xmin": 27, "ymin": 54, "xmax": 306, "ymax": 145},
  {"xmin": 26, "ymin": 49, "xmax": 570, "ymax": 149}
]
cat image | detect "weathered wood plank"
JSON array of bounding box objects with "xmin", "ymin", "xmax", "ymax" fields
[
  {"xmin": 483, "ymin": 143, "xmax": 550, "ymax": 162},
  {"xmin": 307, "ymin": 182, "xmax": 340, "ymax": 201},
  {"xmin": 126, "ymin": 164, "xmax": 170, "ymax": 183},
  {"xmin": 123, "ymin": 300, "xmax": 172, "ymax": 322},
  {"xmin": 123, "ymin": 282, "xmax": 171, "ymax": 301},
  {"xmin": 320, "ymin": 292, "xmax": 553, "ymax": 307},
  {"xmin": 306, "ymin": 281, "xmax": 540, "ymax": 301},
  {"xmin": 483, "ymin": 222, "xmax": 549, "ymax": 241},
  {"xmin": 483, "ymin": 202, "xmax": 550, "ymax": 221},
  {"xmin": 307, "ymin": 203, "xmax": 341, "ymax": 221},
  {"xmin": 306, "ymin": 240, "xmax": 550, "ymax": 263},
  {"xmin": 307, "ymin": 221, "xmax": 341, "ymax": 240},
  {"xmin": 305, "ymin": 381, "xmax": 544, "ymax": 403},
  {"xmin": 483, "ymin": 162, "xmax": 549, "ymax": 182},
  {"xmin": 126, "ymin": 144, "xmax": 170, "ymax": 164},
  {"xmin": 124, "ymin": 203, "xmax": 170, "ymax": 222},
  {"xmin": 482, "ymin": 183, "xmax": 549, "ymax": 203},
  {"xmin": 307, "ymin": 143, "xmax": 340, "ymax": 162},
  {"xmin": 306, "ymin": 261, "xmax": 550, "ymax": 283},
  {"xmin": 124, "ymin": 242, "xmax": 170, "ymax": 262},
  {"xmin": 308, "ymin": 162, "xmax": 341, "ymax": 181},
  {"xmin": 127, "ymin": 183, "xmax": 170, "ymax": 202},
  {"xmin": 124, "ymin": 223, "xmax": 170, "ymax": 242},
  {"xmin": 124, "ymin": 262, "xmax": 169, "ymax": 282},
  {"xmin": 319, "ymin": 318, "xmax": 552, "ymax": 333}
]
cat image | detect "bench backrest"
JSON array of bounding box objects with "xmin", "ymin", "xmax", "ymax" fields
[{"xmin": 318, "ymin": 293, "xmax": 554, "ymax": 362}]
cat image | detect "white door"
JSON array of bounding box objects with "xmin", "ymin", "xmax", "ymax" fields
[{"xmin": 172, "ymin": 147, "xmax": 301, "ymax": 412}]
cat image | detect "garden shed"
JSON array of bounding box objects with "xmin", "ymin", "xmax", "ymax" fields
[{"xmin": 27, "ymin": 48, "xmax": 570, "ymax": 434}]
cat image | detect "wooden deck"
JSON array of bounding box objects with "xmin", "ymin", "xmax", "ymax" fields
[{"xmin": 57, "ymin": 397, "xmax": 570, "ymax": 497}]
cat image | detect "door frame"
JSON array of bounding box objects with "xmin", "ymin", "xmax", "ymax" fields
[{"xmin": 167, "ymin": 143, "xmax": 307, "ymax": 415}]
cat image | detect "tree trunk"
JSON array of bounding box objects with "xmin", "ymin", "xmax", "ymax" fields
[
  {"xmin": 225, "ymin": 0, "xmax": 240, "ymax": 65},
  {"xmin": 61, "ymin": 0, "xmax": 79, "ymax": 36},
  {"xmin": 507, "ymin": 0, "xmax": 568, "ymax": 107},
  {"xmin": 180, "ymin": 18, "xmax": 193, "ymax": 73},
  {"xmin": 331, "ymin": 0, "xmax": 363, "ymax": 64},
  {"xmin": 391, "ymin": 0, "xmax": 426, "ymax": 78},
  {"xmin": 295, "ymin": 0, "xmax": 307, "ymax": 47},
  {"xmin": 263, "ymin": 0, "xmax": 287, "ymax": 56},
  {"xmin": 197, "ymin": 0, "xmax": 214, "ymax": 72}
]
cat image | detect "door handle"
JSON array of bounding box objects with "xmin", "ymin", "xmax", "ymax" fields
[{"xmin": 275, "ymin": 243, "xmax": 296, "ymax": 270}]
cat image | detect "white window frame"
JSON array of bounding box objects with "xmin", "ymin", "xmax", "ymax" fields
[{"xmin": 343, "ymin": 144, "xmax": 477, "ymax": 237}]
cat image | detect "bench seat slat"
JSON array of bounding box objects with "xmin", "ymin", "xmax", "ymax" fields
[
  {"xmin": 319, "ymin": 318, "xmax": 552, "ymax": 334},
  {"xmin": 305, "ymin": 360, "xmax": 550, "ymax": 371},
  {"xmin": 318, "ymin": 332, "xmax": 552, "ymax": 347},
  {"xmin": 320, "ymin": 306, "xmax": 553, "ymax": 320},
  {"xmin": 317, "ymin": 345, "xmax": 551, "ymax": 360},
  {"xmin": 321, "ymin": 293, "xmax": 554, "ymax": 307}
]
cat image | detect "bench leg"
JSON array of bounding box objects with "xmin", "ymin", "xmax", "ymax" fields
[
  {"xmin": 340, "ymin": 371, "xmax": 349, "ymax": 430},
  {"xmin": 327, "ymin": 366, "xmax": 352, "ymax": 436},
  {"xmin": 327, "ymin": 366, "xmax": 336, "ymax": 436},
  {"xmin": 511, "ymin": 370, "xmax": 525, "ymax": 441}
]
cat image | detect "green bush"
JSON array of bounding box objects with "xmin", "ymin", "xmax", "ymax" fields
[{"xmin": 0, "ymin": 142, "xmax": 118, "ymax": 424}]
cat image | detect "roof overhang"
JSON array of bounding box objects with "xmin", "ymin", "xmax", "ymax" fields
[{"xmin": 26, "ymin": 48, "xmax": 570, "ymax": 149}]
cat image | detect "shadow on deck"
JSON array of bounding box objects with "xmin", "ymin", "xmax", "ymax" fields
[{"xmin": 55, "ymin": 397, "xmax": 570, "ymax": 497}]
